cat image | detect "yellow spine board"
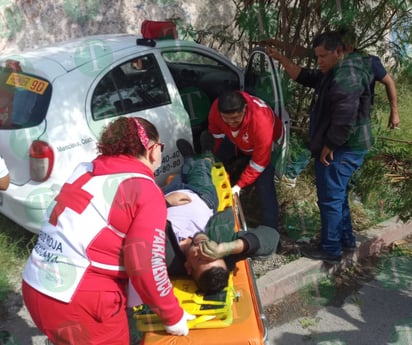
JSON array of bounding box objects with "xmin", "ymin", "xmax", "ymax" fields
[
  {"xmin": 135, "ymin": 273, "xmax": 235, "ymax": 330},
  {"xmin": 211, "ymin": 162, "xmax": 232, "ymax": 212},
  {"xmin": 134, "ymin": 163, "xmax": 237, "ymax": 331}
]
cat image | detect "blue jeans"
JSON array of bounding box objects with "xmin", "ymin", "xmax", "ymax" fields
[
  {"xmin": 315, "ymin": 148, "xmax": 367, "ymax": 257},
  {"xmin": 163, "ymin": 157, "xmax": 219, "ymax": 212},
  {"xmin": 216, "ymin": 138, "xmax": 279, "ymax": 229}
]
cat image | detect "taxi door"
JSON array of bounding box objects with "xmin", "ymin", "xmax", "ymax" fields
[{"xmin": 244, "ymin": 48, "xmax": 290, "ymax": 178}]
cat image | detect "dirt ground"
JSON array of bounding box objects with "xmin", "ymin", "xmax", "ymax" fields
[{"xmin": 0, "ymin": 265, "xmax": 48, "ymax": 345}]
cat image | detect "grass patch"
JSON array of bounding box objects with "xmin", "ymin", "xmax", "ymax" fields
[
  {"xmin": 0, "ymin": 214, "xmax": 36, "ymax": 302},
  {"xmin": 299, "ymin": 316, "xmax": 320, "ymax": 329},
  {"xmin": 0, "ymin": 270, "xmax": 10, "ymax": 302},
  {"xmin": 356, "ymin": 78, "xmax": 412, "ymax": 222}
]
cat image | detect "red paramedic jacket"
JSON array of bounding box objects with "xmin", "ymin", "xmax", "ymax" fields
[
  {"xmin": 88, "ymin": 155, "xmax": 183, "ymax": 325},
  {"xmin": 23, "ymin": 154, "xmax": 183, "ymax": 326},
  {"xmin": 208, "ymin": 91, "xmax": 283, "ymax": 188}
]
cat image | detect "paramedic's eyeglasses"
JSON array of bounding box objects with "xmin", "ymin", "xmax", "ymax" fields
[
  {"xmin": 157, "ymin": 142, "xmax": 165, "ymax": 152},
  {"xmin": 149, "ymin": 142, "xmax": 165, "ymax": 153}
]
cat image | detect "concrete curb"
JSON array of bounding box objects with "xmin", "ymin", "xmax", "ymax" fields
[{"xmin": 256, "ymin": 217, "xmax": 412, "ymax": 307}]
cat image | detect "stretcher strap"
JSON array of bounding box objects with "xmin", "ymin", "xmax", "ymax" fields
[{"xmin": 134, "ymin": 275, "xmax": 236, "ymax": 330}]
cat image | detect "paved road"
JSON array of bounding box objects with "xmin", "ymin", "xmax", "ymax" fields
[{"xmin": 267, "ymin": 253, "xmax": 412, "ymax": 345}]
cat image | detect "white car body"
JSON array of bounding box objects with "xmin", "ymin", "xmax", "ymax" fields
[{"xmin": 0, "ymin": 33, "xmax": 288, "ymax": 233}]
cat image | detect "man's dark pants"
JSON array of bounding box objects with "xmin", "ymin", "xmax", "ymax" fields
[
  {"xmin": 315, "ymin": 147, "xmax": 367, "ymax": 257},
  {"xmin": 216, "ymin": 137, "xmax": 279, "ymax": 229}
]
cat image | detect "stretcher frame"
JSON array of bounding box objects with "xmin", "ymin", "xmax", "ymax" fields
[{"xmin": 135, "ymin": 163, "xmax": 269, "ymax": 345}]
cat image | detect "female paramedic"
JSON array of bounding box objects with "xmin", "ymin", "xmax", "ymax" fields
[{"xmin": 22, "ymin": 117, "xmax": 194, "ymax": 344}]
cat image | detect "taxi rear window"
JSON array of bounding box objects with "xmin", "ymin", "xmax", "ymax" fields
[{"xmin": 0, "ymin": 68, "xmax": 51, "ymax": 129}]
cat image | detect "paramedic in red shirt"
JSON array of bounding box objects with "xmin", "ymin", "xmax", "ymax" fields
[
  {"xmin": 208, "ymin": 90, "xmax": 282, "ymax": 230},
  {"xmin": 22, "ymin": 117, "xmax": 194, "ymax": 345}
]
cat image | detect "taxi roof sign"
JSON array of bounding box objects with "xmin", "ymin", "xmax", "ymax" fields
[{"xmin": 141, "ymin": 20, "xmax": 177, "ymax": 40}]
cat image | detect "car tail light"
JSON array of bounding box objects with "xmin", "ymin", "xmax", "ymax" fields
[{"xmin": 29, "ymin": 140, "xmax": 54, "ymax": 182}]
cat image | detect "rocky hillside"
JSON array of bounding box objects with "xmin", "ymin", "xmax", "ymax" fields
[{"xmin": 0, "ymin": 0, "xmax": 244, "ymax": 64}]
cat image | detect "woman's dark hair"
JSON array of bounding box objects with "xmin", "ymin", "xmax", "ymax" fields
[
  {"xmin": 218, "ymin": 91, "xmax": 246, "ymax": 113},
  {"xmin": 196, "ymin": 267, "xmax": 230, "ymax": 295},
  {"xmin": 97, "ymin": 116, "xmax": 159, "ymax": 156}
]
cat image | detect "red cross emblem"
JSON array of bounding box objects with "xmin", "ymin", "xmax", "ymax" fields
[{"xmin": 49, "ymin": 172, "xmax": 94, "ymax": 226}]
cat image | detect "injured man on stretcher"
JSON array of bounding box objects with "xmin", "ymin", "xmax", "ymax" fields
[{"xmin": 163, "ymin": 139, "xmax": 280, "ymax": 295}]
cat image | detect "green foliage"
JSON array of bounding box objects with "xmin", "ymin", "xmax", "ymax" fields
[
  {"xmin": 283, "ymin": 253, "xmax": 301, "ymax": 264},
  {"xmin": 229, "ymin": 0, "xmax": 412, "ymax": 124},
  {"xmin": 0, "ymin": 270, "xmax": 11, "ymax": 302},
  {"xmin": 282, "ymin": 199, "xmax": 321, "ymax": 241},
  {"xmin": 321, "ymin": 0, "xmax": 361, "ymax": 29},
  {"xmin": 288, "ymin": 131, "xmax": 310, "ymax": 162},
  {"xmin": 299, "ymin": 316, "xmax": 320, "ymax": 328},
  {"xmin": 356, "ymin": 145, "xmax": 412, "ymax": 222},
  {"xmin": 398, "ymin": 64, "xmax": 412, "ymax": 87},
  {"xmin": 300, "ymin": 275, "xmax": 336, "ymax": 306},
  {"xmin": 391, "ymin": 243, "xmax": 412, "ymax": 257},
  {"xmin": 354, "ymin": 78, "xmax": 412, "ymax": 222},
  {"xmin": 0, "ymin": 214, "xmax": 35, "ymax": 302},
  {"xmin": 357, "ymin": 152, "xmax": 397, "ymax": 220},
  {"xmin": 235, "ymin": 2, "xmax": 279, "ymax": 42}
]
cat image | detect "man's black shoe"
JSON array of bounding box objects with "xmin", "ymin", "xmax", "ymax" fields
[
  {"xmin": 300, "ymin": 247, "xmax": 342, "ymax": 264},
  {"xmin": 200, "ymin": 130, "xmax": 214, "ymax": 153},
  {"xmin": 342, "ymin": 244, "xmax": 356, "ymax": 253},
  {"xmin": 176, "ymin": 139, "xmax": 195, "ymax": 158}
]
